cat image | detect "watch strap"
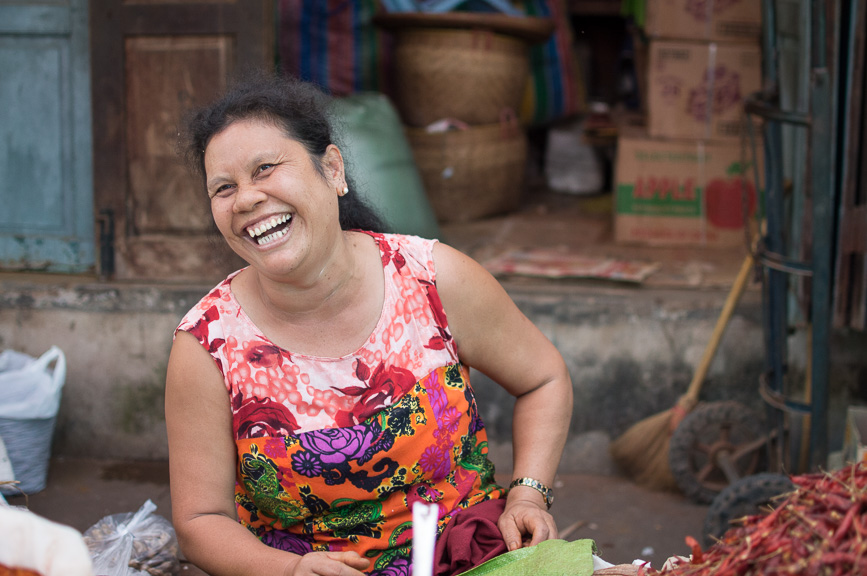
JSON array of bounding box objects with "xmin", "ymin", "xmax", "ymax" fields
[{"xmin": 509, "ymin": 477, "xmax": 554, "ymax": 509}]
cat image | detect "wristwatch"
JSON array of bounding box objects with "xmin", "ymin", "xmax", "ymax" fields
[{"xmin": 509, "ymin": 477, "xmax": 554, "ymax": 509}]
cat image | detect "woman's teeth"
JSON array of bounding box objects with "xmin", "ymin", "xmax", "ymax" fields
[
  {"xmin": 247, "ymin": 214, "xmax": 291, "ymax": 246},
  {"xmin": 257, "ymin": 228, "xmax": 288, "ymax": 246}
]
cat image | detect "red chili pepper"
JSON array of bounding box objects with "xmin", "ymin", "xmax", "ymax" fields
[
  {"xmin": 684, "ymin": 536, "xmax": 703, "ymax": 564},
  {"xmin": 831, "ymin": 503, "xmax": 861, "ymax": 546},
  {"xmin": 824, "ymin": 493, "xmax": 854, "ymax": 510},
  {"xmin": 822, "ymin": 550, "xmax": 858, "ymax": 564}
]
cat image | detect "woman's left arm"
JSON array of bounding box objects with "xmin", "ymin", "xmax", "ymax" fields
[{"xmin": 433, "ymin": 242, "xmax": 574, "ymax": 551}]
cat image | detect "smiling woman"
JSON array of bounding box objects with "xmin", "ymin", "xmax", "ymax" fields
[{"xmin": 166, "ymin": 72, "xmax": 573, "ymax": 576}]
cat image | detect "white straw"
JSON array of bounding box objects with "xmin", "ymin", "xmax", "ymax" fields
[{"xmin": 412, "ymin": 502, "xmax": 438, "ymax": 576}]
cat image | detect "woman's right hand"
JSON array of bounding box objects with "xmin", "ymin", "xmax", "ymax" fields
[{"xmin": 283, "ymin": 551, "xmax": 371, "ymax": 576}]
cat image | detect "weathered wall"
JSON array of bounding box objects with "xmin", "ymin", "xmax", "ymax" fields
[
  {"xmin": 1, "ymin": 275, "xmax": 863, "ymax": 474},
  {"xmin": 0, "ymin": 277, "xmax": 198, "ymax": 459}
]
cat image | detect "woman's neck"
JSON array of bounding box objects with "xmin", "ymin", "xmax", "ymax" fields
[{"xmin": 243, "ymin": 230, "xmax": 373, "ymax": 327}]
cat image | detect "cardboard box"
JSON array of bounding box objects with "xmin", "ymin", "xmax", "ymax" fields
[
  {"xmin": 614, "ymin": 129, "xmax": 763, "ymax": 247},
  {"xmin": 645, "ymin": 0, "xmax": 762, "ymax": 43},
  {"xmin": 648, "ymin": 40, "xmax": 762, "ymax": 141}
]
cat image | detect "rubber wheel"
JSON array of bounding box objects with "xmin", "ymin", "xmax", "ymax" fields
[
  {"xmin": 669, "ymin": 401, "xmax": 764, "ymax": 504},
  {"xmin": 702, "ymin": 472, "xmax": 794, "ymax": 547}
]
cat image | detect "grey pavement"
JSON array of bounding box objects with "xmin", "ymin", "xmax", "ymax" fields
[{"xmin": 4, "ymin": 458, "xmax": 708, "ymax": 574}]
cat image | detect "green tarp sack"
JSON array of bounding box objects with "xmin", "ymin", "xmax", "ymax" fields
[
  {"xmin": 330, "ymin": 93, "xmax": 441, "ymax": 240},
  {"xmin": 458, "ymin": 539, "xmax": 598, "ymax": 576}
]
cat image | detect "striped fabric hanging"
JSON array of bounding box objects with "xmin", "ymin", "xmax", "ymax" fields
[
  {"xmin": 519, "ymin": 0, "xmax": 586, "ymax": 126},
  {"xmin": 278, "ymin": 0, "xmax": 392, "ymax": 96}
]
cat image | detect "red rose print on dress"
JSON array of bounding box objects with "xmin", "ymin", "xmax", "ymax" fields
[
  {"xmin": 234, "ymin": 395, "xmax": 300, "ymax": 439},
  {"xmin": 335, "ymin": 362, "xmax": 416, "ymax": 427},
  {"xmin": 245, "ymin": 344, "xmax": 282, "ymax": 367}
]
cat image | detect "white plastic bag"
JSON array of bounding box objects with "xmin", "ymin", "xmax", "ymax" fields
[
  {"xmin": 0, "ymin": 346, "xmax": 66, "ymax": 494},
  {"xmin": 0, "ymin": 346, "xmax": 66, "ymax": 420},
  {"xmin": 83, "ymin": 500, "xmax": 180, "ymax": 576},
  {"xmin": 545, "ymin": 117, "xmax": 604, "ymax": 195}
]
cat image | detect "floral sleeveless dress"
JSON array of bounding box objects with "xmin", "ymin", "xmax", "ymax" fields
[{"xmin": 175, "ymin": 232, "xmax": 505, "ymax": 576}]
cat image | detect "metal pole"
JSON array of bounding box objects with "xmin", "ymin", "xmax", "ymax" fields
[
  {"xmin": 808, "ymin": 0, "xmax": 833, "ymax": 470},
  {"xmin": 760, "ymin": 0, "xmax": 789, "ymax": 472}
]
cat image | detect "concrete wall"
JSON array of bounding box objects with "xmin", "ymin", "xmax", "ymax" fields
[
  {"xmin": 0, "ymin": 277, "xmax": 200, "ymax": 459},
  {"xmin": 1, "ymin": 274, "xmax": 864, "ymax": 474}
]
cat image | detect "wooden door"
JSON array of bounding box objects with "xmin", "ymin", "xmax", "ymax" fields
[
  {"xmin": 0, "ymin": 0, "xmax": 94, "ymax": 273},
  {"xmin": 91, "ymin": 0, "xmax": 273, "ymax": 281}
]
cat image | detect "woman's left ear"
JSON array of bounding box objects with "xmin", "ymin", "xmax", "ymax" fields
[{"xmin": 323, "ymin": 144, "xmax": 345, "ymax": 191}]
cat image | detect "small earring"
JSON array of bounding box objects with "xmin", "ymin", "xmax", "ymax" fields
[{"xmin": 339, "ymin": 186, "xmax": 349, "ymax": 196}]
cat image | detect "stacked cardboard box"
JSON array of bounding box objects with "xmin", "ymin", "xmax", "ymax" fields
[
  {"xmin": 615, "ymin": 0, "xmax": 764, "ymax": 247},
  {"xmin": 644, "ymin": 0, "xmax": 762, "ymax": 44}
]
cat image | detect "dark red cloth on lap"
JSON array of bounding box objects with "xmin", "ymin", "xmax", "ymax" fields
[{"xmin": 434, "ymin": 498, "xmax": 509, "ymax": 576}]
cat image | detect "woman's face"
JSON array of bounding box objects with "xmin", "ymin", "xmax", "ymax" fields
[{"xmin": 204, "ymin": 119, "xmax": 344, "ymax": 277}]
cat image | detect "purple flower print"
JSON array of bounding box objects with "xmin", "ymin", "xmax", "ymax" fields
[
  {"xmin": 298, "ymin": 424, "xmax": 379, "ymax": 466},
  {"xmin": 370, "ymin": 557, "xmax": 412, "ymax": 576},
  {"xmin": 441, "ymin": 406, "xmax": 461, "ymax": 435},
  {"xmin": 419, "ymin": 445, "xmax": 450, "ymax": 480},
  {"xmin": 291, "ymin": 451, "xmax": 323, "ymax": 477},
  {"xmin": 261, "ymin": 529, "xmax": 314, "ymax": 555}
]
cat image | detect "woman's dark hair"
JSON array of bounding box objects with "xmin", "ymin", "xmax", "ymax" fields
[{"xmin": 181, "ymin": 70, "xmax": 386, "ymax": 233}]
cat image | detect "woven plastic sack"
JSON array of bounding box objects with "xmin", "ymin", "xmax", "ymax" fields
[
  {"xmin": 83, "ymin": 499, "xmax": 180, "ymax": 576},
  {"xmin": 0, "ymin": 346, "xmax": 66, "ymax": 495},
  {"xmin": 457, "ymin": 539, "xmax": 597, "ymax": 576},
  {"xmin": 330, "ymin": 92, "xmax": 441, "ymax": 238}
]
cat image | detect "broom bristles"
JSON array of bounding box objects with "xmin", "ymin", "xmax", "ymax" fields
[{"xmin": 610, "ymin": 408, "xmax": 679, "ymax": 492}]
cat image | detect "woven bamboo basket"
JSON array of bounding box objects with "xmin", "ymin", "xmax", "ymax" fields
[
  {"xmin": 405, "ymin": 117, "xmax": 528, "ymax": 223},
  {"xmin": 390, "ymin": 27, "xmax": 530, "ymax": 127}
]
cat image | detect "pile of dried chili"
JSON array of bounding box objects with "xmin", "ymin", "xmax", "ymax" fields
[{"xmin": 648, "ymin": 461, "xmax": 866, "ymax": 576}]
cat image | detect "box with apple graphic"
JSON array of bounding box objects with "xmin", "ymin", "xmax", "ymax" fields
[
  {"xmin": 648, "ymin": 40, "xmax": 762, "ymax": 141},
  {"xmin": 645, "ymin": 0, "xmax": 762, "ymax": 44},
  {"xmin": 614, "ymin": 131, "xmax": 763, "ymax": 247}
]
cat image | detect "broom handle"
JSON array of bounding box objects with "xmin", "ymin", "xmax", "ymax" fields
[{"xmin": 683, "ymin": 253, "xmax": 755, "ymax": 403}]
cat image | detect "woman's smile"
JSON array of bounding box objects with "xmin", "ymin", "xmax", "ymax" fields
[{"xmin": 245, "ymin": 213, "xmax": 293, "ymax": 246}]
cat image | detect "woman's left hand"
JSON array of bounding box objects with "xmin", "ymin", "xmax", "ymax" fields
[{"xmin": 497, "ymin": 491, "xmax": 559, "ymax": 551}]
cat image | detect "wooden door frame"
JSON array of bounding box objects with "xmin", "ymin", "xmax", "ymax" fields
[{"xmin": 90, "ymin": 0, "xmax": 274, "ymax": 279}]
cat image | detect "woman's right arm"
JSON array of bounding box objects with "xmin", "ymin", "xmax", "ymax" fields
[{"xmin": 165, "ymin": 331, "xmax": 369, "ymax": 576}]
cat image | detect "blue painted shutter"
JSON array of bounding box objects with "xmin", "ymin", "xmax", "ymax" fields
[{"xmin": 0, "ymin": 0, "xmax": 94, "ymax": 273}]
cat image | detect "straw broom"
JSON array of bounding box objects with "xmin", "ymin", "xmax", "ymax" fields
[{"xmin": 610, "ymin": 253, "xmax": 755, "ymax": 491}]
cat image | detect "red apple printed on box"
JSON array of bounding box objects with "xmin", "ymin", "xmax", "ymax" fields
[{"xmin": 706, "ymin": 161, "xmax": 757, "ymax": 229}]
